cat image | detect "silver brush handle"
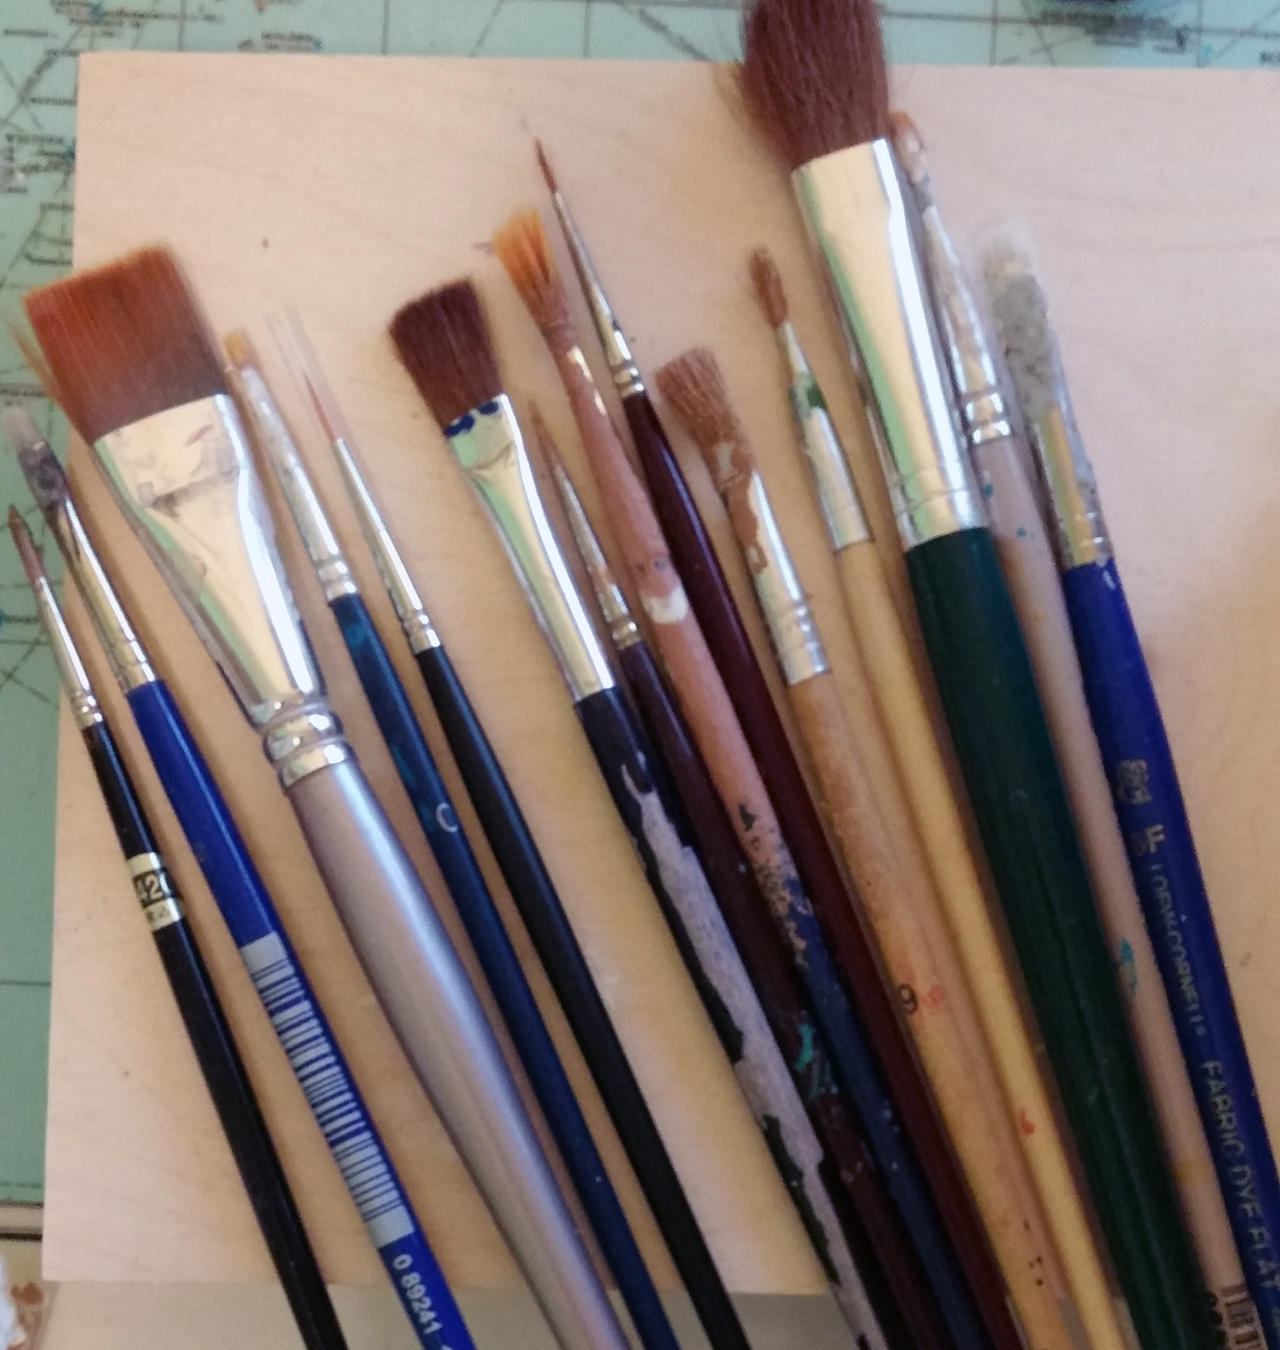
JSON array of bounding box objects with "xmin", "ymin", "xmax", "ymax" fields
[{"xmin": 285, "ymin": 759, "xmax": 628, "ymax": 1350}]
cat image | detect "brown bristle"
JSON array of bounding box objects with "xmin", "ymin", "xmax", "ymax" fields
[
  {"xmin": 534, "ymin": 140, "xmax": 560, "ymax": 196},
  {"xmin": 738, "ymin": 0, "xmax": 890, "ymax": 172},
  {"xmin": 655, "ymin": 347, "xmax": 743, "ymax": 453},
  {"xmin": 23, "ymin": 247, "xmax": 226, "ymax": 444},
  {"xmin": 748, "ymin": 248, "xmax": 788, "ymax": 328},
  {"xmin": 8, "ymin": 507, "xmax": 46, "ymax": 589},
  {"xmin": 492, "ymin": 210, "xmax": 572, "ymax": 336},
  {"xmin": 223, "ymin": 329, "xmax": 260, "ymax": 371},
  {"xmin": 527, "ymin": 402, "xmax": 567, "ymax": 474},
  {"xmin": 389, "ymin": 279, "xmax": 503, "ymax": 430}
]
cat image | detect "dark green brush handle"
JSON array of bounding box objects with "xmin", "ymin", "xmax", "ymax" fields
[{"xmin": 905, "ymin": 527, "xmax": 1216, "ymax": 1350}]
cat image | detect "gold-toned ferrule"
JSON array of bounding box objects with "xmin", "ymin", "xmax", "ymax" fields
[
  {"xmin": 776, "ymin": 320, "xmax": 872, "ymax": 551},
  {"xmin": 548, "ymin": 455, "xmax": 641, "ymax": 652},
  {"xmin": 445, "ymin": 396, "xmax": 614, "ymax": 702},
  {"xmin": 794, "ymin": 141, "xmax": 985, "ymax": 549},
  {"xmin": 230, "ymin": 362, "xmax": 359, "ymax": 604},
  {"xmin": 546, "ymin": 187, "xmax": 645, "ymax": 399},
  {"xmin": 28, "ymin": 567, "xmax": 103, "ymax": 731}
]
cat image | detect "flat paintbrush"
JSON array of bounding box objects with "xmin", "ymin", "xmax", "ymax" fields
[
  {"xmin": 225, "ymin": 331, "xmax": 679, "ymax": 1350},
  {"xmin": 736, "ymin": 4, "xmax": 1217, "ymax": 1349},
  {"xmin": 7, "ymin": 505, "xmax": 352, "ymax": 1350},
  {"xmin": 4, "ymin": 406, "xmax": 472, "ymax": 1350},
  {"xmin": 23, "ymin": 247, "xmax": 630, "ymax": 1350},
  {"xmin": 986, "ymin": 238, "xmax": 1280, "ymax": 1349}
]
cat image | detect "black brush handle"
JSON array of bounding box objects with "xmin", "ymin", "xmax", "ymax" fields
[{"xmin": 81, "ymin": 720, "xmax": 348, "ymax": 1350}]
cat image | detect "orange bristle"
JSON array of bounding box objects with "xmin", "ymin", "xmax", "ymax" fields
[
  {"xmin": 748, "ymin": 248, "xmax": 789, "ymax": 329},
  {"xmin": 8, "ymin": 507, "xmax": 46, "ymax": 590},
  {"xmin": 223, "ymin": 329, "xmax": 260, "ymax": 371},
  {"xmin": 738, "ymin": 0, "xmax": 890, "ymax": 173},
  {"xmin": 492, "ymin": 210, "xmax": 572, "ymax": 336},
  {"xmin": 23, "ymin": 246, "xmax": 226, "ymax": 445},
  {"xmin": 654, "ymin": 347, "xmax": 742, "ymax": 454},
  {"xmin": 389, "ymin": 279, "xmax": 503, "ymax": 430}
]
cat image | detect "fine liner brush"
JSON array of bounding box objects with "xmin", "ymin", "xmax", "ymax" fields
[
  {"xmin": 748, "ymin": 238, "xmax": 1128, "ymax": 1350},
  {"xmin": 7, "ymin": 506, "xmax": 353, "ymax": 1350},
  {"xmin": 535, "ymin": 151, "xmax": 1021, "ymax": 1350},
  {"xmin": 391, "ymin": 277, "xmax": 835, "ymax": 1350},
  {"xmin": 655, "ymin": 346, "xmax": 1079, "ymax": 1350},
  {"xmin": 736, "ymin": 4, "xmax": 1217, "ymax": 1349},
  {"xmin": 533, "ymin": 406, "xmax": 901, "ymax": 1350},
  {"xmin": 264, "ymin": 310, "xmax": 755, "ymax": 1350},
  {"xmin": 3, "ymin": 406, "xmax": 472, "ymax": 1350},
  {"xmin": 226, "ymin": 331, "xmax": 680, "ymax": 1350},
  {"xmin": 891, "ymin": 112, "xmax": 1261, "ymax": 1350},
  {"xmin": 987, "ymin": 240, "xmax": 1280, "ymax": 1348},
  {"xmin": 23, "ymin": 248, "xmax": 631, "ymax": 1350}
]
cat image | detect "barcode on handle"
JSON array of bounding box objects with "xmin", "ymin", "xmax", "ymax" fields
[{"xmin": 241, "ymin": 933, "xmax": 414, "ymax": 1248}]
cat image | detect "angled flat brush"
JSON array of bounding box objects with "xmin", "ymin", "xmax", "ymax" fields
[
  {"xmin": 7, "ymin": 504, "xmax": 351, "ymax": 1350},
  {"xmin": 23, "ymin": 248, "xmax": 630, "ymax": 1350},
  {"xmin": 736, "ymin": 4, "xmax": 1216, "ymax": 1349},
  {"xmin": 226, "ymin": 331, "xmax": 680, "ymax": 1350},
  {"xmin": 4, "ymin": 405, "xmax": 471, "ymax": 1350}
]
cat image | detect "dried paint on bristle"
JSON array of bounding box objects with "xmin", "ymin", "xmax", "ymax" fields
[
  {"xmin": 223, "ymin": 329, "xmax": 259, "ymax": 371},
  {"xmin": 654, "ymin": 348, "xmax": 744, "ymax": 454},
  {"xmin": 389, "ymin": 279, "xmax": 503, "ymax": 430},
  {"xmin": 748, "ymin": 248, "xmax": 788, "ymax": 329},
  {"xmin": 739, "ymin": 0, "xmax": 890, "ymax": 172},
  {"xmin": 492, "ymin": 210, "xmax": 572, "ymax": 336},
  {"xmin": 24, "ymin": 247, "xmax": 226, "ymax": 445},
  {"xmin": 8, "ymin": 507, "xmax": 46, "ymax": 589},
  {"xmin": 2, "ymin": 406, "xmax": 70, "ymax": 517},
  {"xmin": 534, "ymin": 139, "xmax": 560, "ymax": 196}
]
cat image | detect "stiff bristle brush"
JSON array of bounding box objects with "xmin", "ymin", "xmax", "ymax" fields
[{"xmin": 737, "ymin": 4, "xmax": 1218, "ymax": 1350}]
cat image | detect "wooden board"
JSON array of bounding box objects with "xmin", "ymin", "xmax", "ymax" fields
[{"xmin": 46, "ymin": 54, "xmax": 1280, "ymax": 1299}]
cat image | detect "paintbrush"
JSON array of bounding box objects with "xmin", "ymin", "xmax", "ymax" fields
[
  {"xmin": 986, "ymin": 237, "xmax": 1280, "ymax": 1348},
  {"xmin": 655, "ymin": 345, "xmax": 1079, "ymax": 1350},
  {"xmin": 532, "ymin": 404, "xmax": 906, "ymax": 1350},
  {"xmin": 225, "ymin": 330, "xmax": 681, "ymax": 1350},
  {"xmin": 749, "ymin": 236, "xmax": 1127, "ymax": 1350},
  {"xmin": 524, "ymin": 172, "xmax": 1015, "ymax": 1350},
  {"xmin": 6, "ymin": 504, "xmax": 354, "ymax": 1350},
  {"xmin": 22, "ymin": 247, "xmax": 630, "ymax": 1350},
  {"xmin": 736, "ymin": 4, "xmax": 1217, "ymax": 1349},
  {"xmin": 891, "ymin": 110, "xmax": 1262, "ymax": 1348},
  {"xmin": 3, "ymin": 404, "xmax": 473, "ymax": 1350}
]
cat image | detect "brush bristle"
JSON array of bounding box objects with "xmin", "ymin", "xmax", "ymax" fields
[
  {"xmin": 8, "ymin": 507, "xmax": 46, "ymax": 589},
  {"xmin": 655, "ymin": 348, "xmax": 743, "ymax": 453},
  {"xmin": 223, "ymin": 329, "xmax": 260, "ymax": 371},
  {"xmin": 493, "ymin": 210, "xmax": 572, "ymax": 336},
  {"xmin": 527, "ymin": 402, "xmax": 567, "ymax": 474},
  {"xmin": 739, "ymin": 0, "xmax": 890, "ymax": 171},
  {"xmin": 748, "ymin": 248, "xmax": 788, "ymax": 328},
  {"xmin": 3, "ymin": 405, "xmax": 70, "ymax": 518},
  {"xmin": 23, "ymin": 247, "xmax": 226, "ymax": 444},
  {"xmin": 389, "ymin": 279, "xmax": 503, "ymax": 430},
  {"xmin": 534, "ymin": 140, "xmax": 560, "ymax": 196},
  {"xmin": 887, "ymin": 110, "xmax": 930, "ymax": 193}
]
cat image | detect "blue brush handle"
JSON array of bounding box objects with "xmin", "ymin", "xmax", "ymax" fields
[
  {"xmin": 124, "ymin": 677, "xmax": 472, "ymax": 1350},
  {"xmin": 1063, "ymin": 556, "xmax": 1280, "ymax": 1341},
  {"xmin": 329, "ymin": 592, "xmax": 673, "ymax": 1350}
]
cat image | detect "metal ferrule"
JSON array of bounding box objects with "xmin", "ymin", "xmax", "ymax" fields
[
  {"xmin": 794, "ymin": 141, "xmax": 985, "ymax": 549},
  {"xmin": 777, "ymin": 320, "xmax": 872, "ymax": 550},
  {"xmin": 231, "ymin": 363, "xmax": 359, "ymax": 603},
  {"xmin": 548, "ymin": 187, "xmax": 645, "ymax": 399},
  {"xmin": 29, "ymin": 568, "xmax": 103, "ymax": 730},
  {"xmin": 549, "ymin": 458, "xmax": 641, "ymax": 652},
  {"xmin": 328, "ymin": 434, "xmax": 440, "ymax": 653},
  {"xmin": 94, "ymin": 395, "xmax": 351, "ymax": 785},
  {"xmin": 445, "ymin": 395, "xmax": 614, "ymax": 702}
]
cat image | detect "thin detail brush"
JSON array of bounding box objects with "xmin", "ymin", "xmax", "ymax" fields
[
  {"xmin": 23, "ymin": 249, "xmax": 630, "ymax": 1350},
  {"xmin": 4, "ymin": 404, "xmax": 473, "ymax": 1350},
  {"xmin": 736, "ymin": 7, "xmax": 1218, "ymax": 1350},
  {"xmin": 536, "ymin": 145, "xmax": 1019, "ymax": 1350},
  {"xmin": 226, "ymin": 331, "xmax": 680, "ymax": 1350},
  {"xmin": 7, "ymin": 504, "xmax": 352, "ymax": 1350},
  {"xmin": 986, "ymin": 239, "xmax": 1280, "ymax": 1350}
]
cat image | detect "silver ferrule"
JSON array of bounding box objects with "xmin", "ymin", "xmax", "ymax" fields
[
  {"xmin": 445, "ymin": 395, "xmax": 614, "ymax": 701},
  {"xmin": 548, "ymin": 188, "xmax": 645, "ymax": 399},
  {"xmin": 777, "ymin": 320, "xmax": 872, "ymax": 550},
  {"xmin": 549, "ymin": 458, "xmax": 641, "ymax": 652},
  {"xmin": 28, "ymin": 569, "xmax": 103, "ymax": 730},
  {"xmin": 231, "ymin": 363, "xmax": 359, "ymax": 603},
  {"xmin": 93, "ymin": 397, "xmax": 344, "ymax": 783},
  {"xmin": 794, "ymin": 141, "xmax": 985, "ymax": 549},
  {"xmin": 328, "ymin": 434, "xmax": 440, "ymax": 653}
]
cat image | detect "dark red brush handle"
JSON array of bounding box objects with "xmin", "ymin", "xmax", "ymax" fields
[{"xmin": 622, "ymin": 389, "xmax": 1017, "ymax": 1350}]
